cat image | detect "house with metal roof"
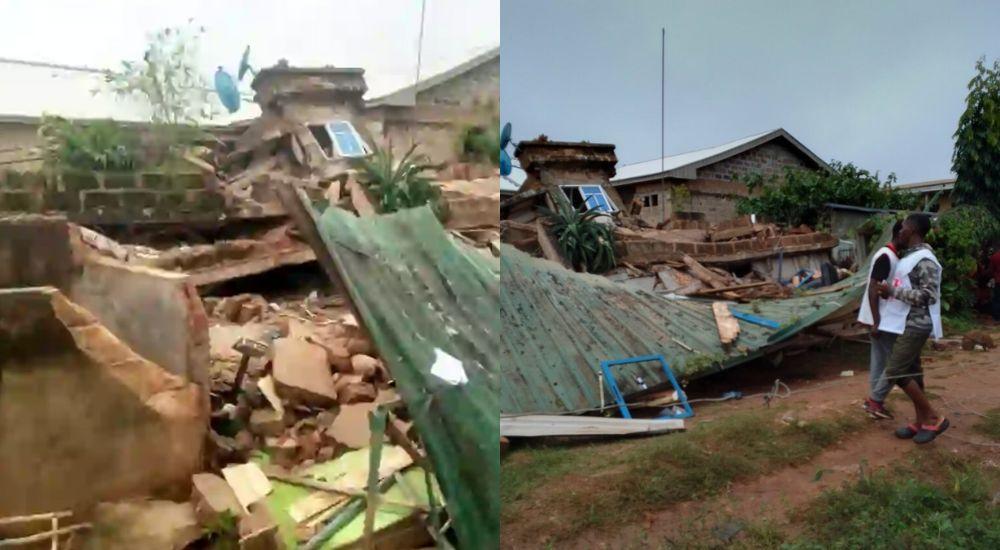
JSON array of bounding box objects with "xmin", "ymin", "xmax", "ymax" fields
[
  {"xmin": 896, "ymin": 177, "xmax": 955, "ymax": 212},
  {"xmin": 611, "ymin": 128, "xmax": 829, "ymax": 226}
]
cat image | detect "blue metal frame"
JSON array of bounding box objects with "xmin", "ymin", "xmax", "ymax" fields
[
  {"xmin": 730, "ymin": 310, "xmax": 780, "ymax": 329},
  {"xmin": 600, "ymin": 354, "xmax": 694, "ymax": 420}
]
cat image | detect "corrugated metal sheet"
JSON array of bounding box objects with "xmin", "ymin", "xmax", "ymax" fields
[
  {"xmin": 310, "ymin": 206, "xmax": 499, "ymax": 549},
  {"xmin": 500, "ymin": 244, "xmax": 867, "ymax": 415}
]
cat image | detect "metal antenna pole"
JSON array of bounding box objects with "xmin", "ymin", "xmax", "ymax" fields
[
  {"xmin": 661, "ymin": 27, "xmax": 667, "ymax": 225},
  {"xmin": 414, "ymin": 0, "xmax": 427, "ymax": 104}
]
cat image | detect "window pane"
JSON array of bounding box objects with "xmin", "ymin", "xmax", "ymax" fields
[{"xmin": 327, "ymin": 121, "xmax": 366, "ymax": 157}]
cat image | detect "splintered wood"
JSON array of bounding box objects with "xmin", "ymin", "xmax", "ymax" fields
[
  {"xmin": 681, "ymin": 255, "xmax": 728, "ymax": 289},
  {"xmin": 712, "ymin": 301, "xmax": 740, "ymax": 345}
]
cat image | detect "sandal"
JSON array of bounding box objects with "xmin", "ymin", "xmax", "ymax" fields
[
  {"xmin": 913, "ymin": 418, "xmax": 950, "ymax": 445},
  {"xmin": 895, "ymin": 423, "xmax": 919, "ymax": 439}
]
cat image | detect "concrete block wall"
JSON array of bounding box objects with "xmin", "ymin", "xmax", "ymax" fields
[
  {"xmin": 0, "ymin": 169, "xmax": 224, "ymax": 223},
  {"xmin": 697, "ymin": 141, "xmax": 811, "ymax": 182}
]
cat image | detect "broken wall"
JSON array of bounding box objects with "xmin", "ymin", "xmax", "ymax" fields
[
  {"xmin": 0, "ymin": 215, "xmax": 209, "ymax": 383},
  {"xmin": 0, "ymin": 287, "xmax": 207, "ymax": 518}
]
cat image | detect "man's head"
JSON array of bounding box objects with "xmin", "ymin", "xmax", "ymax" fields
[
  {"xmin": 899, "ymin": 213, "xmax": 931, "ymax": 247},
  {"xmin": 890, "ymin": 220, "xmax": 905, "ymax": 249}
]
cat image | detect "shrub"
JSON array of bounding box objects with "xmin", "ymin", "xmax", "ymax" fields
[
  {"xmin": 354, "ymin": 143, "xmax": 448, "ymax": 220},
  {"xmin": 458, "ymin": 122, "xmax": 501, "ymax": 166},
  {"xmin": 737, "ymin": 161, "xmax": 918, "ymax": 227},
  {"xmin": 539, "ymin": 206, "xmax": 616, "ymax": 273},
  {"xmin": 38, "ymin": 115, "xmax": 138, "ymax": 171},
  {"xmin": 927, "ymin": 205, "xmax": 1000, "ymax": 312}
]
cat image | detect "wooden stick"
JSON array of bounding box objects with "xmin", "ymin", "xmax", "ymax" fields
[
  {"xmin": 0, "ymin": 512, "xmax": 72, "ymax": 526},
  {"xmin": 712, "ymin": 301, "xmax": 740, "ymax": 345},
  {"xmin": 692, "ymin": 281, "xmax": 770, "ymax": 295},
  {"xmin": 0, "ymin": 524, "xmax": 90, "ymax": 547},
  {"xmin": 681, "ymin": 255, "xmax": 729, "ymax": 289}
]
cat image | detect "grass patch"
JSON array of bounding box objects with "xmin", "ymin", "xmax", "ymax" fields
[
  {"xmin": 974, "ymin": 408, "xmax": 1000, "ymax": 441},
  {"xmin": 784, "ymin": 450, "xmax": 1000, "ymax": 549},
  {"xmin": 500, "ymin": 408, "xmax": 864, "ymax": 541},
  {"xmin": 943, "ymin": 313, "xmax": 978, "ymax": 335}
]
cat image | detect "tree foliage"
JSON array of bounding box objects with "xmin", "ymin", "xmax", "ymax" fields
[
  {"xmin": 927, "ymin": 205, "xmax": 1000, "ymax": 312},
  {"xmin": 539, "ymin": 206, "xmax": 616, "ymax": 273},
  {"xmin": 952, "ymin": 57, "xmax": 1000, "ymax": 216},
  {"xmin": 736, "ymin": 162, "xmax": 918, "ymax": 227},
  {"xmin": 103, "ymin": 25, "xmax": 212, "ymax": 165}
]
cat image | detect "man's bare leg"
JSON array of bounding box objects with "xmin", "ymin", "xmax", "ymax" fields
[{"xmin": 900, "ymin": 379, "xmax": 937, "ymax": 425}]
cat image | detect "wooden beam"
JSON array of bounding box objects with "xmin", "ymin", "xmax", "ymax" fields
[
  {"xmin": 691, "ymin": 281, "xmax": 770, "ymax": 296},
  {"xmin": 346, "ymin": 178, "xmax": 377, "ymax": 217},
  {"xmin": 712, "ymin": 301, "xmax": 740, "ymax": 345},
  {"xmin": 499, "ymin": 415, "xmax": 684, "ymax": 437},
  {"xmin": 535, "ymin": 219, "xmax": 570, "ymax": 269},
  {"xmin": 682, "ymin": 254, "xmax": 729, "ymax": 289}
]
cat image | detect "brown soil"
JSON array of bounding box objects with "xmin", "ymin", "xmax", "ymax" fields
[{"xmin": 501, "ymin": 323, "xmax": 1000, "ymax": 549}]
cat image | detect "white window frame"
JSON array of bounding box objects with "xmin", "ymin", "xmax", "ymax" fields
[
  {"xmin": 559, "ymin": 184, "xmax": 618, "ymax": 214},
  {"xmin": 324, "ymin": 120, "xmax": 372, "ymax": 158}
]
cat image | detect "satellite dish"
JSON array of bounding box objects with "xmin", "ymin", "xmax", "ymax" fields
[
  {"xmin": 238, "ymin": 46, "xmax": 255, "ymax": 81},
  {"xmin": 214, "ymin": 67, "xmax": 241, "ymax": 113},
  {"xmin": 500, "ymin": 122, "xmax": 512, "ymax": 149},
  {"xmin": 500, "ymin": 149, "xmax": 512, "ymax": 177}
]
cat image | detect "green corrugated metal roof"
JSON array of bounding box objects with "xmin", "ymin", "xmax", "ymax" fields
[
  {"xmin": 310, "ymin": 206, "xmax": 499, "ymax": 549},
  {"xmin": 499, "ymin": 244, "xmax": 867, "ymax": 415}
]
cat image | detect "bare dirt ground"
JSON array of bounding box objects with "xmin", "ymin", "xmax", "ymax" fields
[{"xmin": 501, "ymin": 321, "xmax": 1000, "ymax": 549}]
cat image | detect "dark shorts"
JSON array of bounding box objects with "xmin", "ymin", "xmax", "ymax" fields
[{"xmin": 884, "ymin": 329, "xmax": 930, "ymax": 388}]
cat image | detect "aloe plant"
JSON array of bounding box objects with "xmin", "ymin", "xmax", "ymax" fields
[
  {"xmin": 540, "ymin": 205, "xmax": 617, "ymax": 273},
  {"xmin": 354, "ymin": 143, "xmax": 448, "ymax": 220}
]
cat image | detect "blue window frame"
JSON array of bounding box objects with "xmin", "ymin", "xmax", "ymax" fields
[
  {"xmin": 325, "ymin": 121, "xmax": 370, "ymax": 158},
  {"xmin": 579, "ymin": 185, "xmax": 615, "ymax": 213}
]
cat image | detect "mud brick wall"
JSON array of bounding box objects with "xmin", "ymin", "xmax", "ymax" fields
[
  {"xmin": 619, "ymin": 231, "xmax": 838, "ymax": 266},
  {"xmin": 698, "ymin": 141, "xmax": 813, "ymax": 182},
  {"xmin": 0, "ymin": 169, "xmax": 225, "ymax": 223}
]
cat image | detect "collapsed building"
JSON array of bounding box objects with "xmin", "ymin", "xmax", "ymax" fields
[
  {"xmin": 499, "ymin": 133, "xmax": 874, "ymax": 434},
  {"xmin": 0, "ymin": 56, "xmax": 499, "ymax": 549}
]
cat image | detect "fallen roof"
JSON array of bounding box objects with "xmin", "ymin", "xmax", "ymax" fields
[
  {"xmin": 499, "ymin": 244, "xmax": 866, "ymax": 415},
  {"xmin": 303, "ymin": 205, "xmax": 500, "ymax": 549},
  {"xmin": 367, "ymin": 46, "xmax": 499, "ymax": 107},
  {"xmin": 611, "ymin": 128, "xmax": 829, "ymax": 186}
]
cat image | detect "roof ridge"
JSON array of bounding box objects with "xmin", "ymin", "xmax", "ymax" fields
[{"xmin": 618, "ymin": 129, "xmax": 778, "ymax": 168}]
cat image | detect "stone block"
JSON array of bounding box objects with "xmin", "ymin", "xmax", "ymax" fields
[
  {"xmin": 191, "ymin": 472, "xmax": 244, "ymax": 525},
  {"xmin": 120, "ymin": 189, "xmax": 159, "ymax": 214},
  {"xmin": 272, "ymin": 338, "xmax": 338, "ymax": 407},
  {"xmin": 249, "ymin": 408, "xmax": 285, "ymax": 437},
  {"xmin": 103, "ymin": 171, "xmax": 138, "ymax": 189},
  {"xmin": 83, "ymin": 190, "xmax": 123, "ymax": 210},
  {"xmin": 0, "ymin": 190, "xmax": 37, "ymax": 212}
]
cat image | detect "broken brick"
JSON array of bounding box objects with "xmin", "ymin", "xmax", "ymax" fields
[
  {"xmin": 191, "ymin": 472, "xmax": 244, "ymax": 526},
  {"xmin": 349, "ymin": 354, "xmax": 379, "ymax": 378},
  {"xmin": 338, "ymin": 382, "xmax": 377, "ymax": 404},
  {"xmin": 249, "ymin": 408, "xmax": 284, "ymax": 437},
  {"xmin": 272, "ymin": 338, "xmax": 337, "ymax": 407}
]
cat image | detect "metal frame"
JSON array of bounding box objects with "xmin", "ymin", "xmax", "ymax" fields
[{"xmin": 600, "ymin": 354, "xmax": 693, "ymax": 420}]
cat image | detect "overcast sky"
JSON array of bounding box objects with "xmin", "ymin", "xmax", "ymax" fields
[
  {"xmin": 501, "ymin": 0, "xmax": 1000, "ymax": 183},
  {"xmin": 0, "ymin": 0, "xmax": 498, "ymax": 105}
]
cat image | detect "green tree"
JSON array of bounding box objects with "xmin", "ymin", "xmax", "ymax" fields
[
  {"xmin": 927, "ymin": 205, "xmax": 1000, "ymax": 312},
  {"xmin": 103, "ymin": 25, "xmax": 213, "ymax": 165},
  {"xmin": 736, "ymin": 162, "xmax": 917, "ymax": 227},
  {"xmin": 952, "ymin": 57, "xmax": 1000, "ymax": 215}
]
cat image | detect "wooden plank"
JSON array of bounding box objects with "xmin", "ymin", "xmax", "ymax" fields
[
  {"xmin": 691, "ymin": 281, "xmax": 770, "ymax": 296},
  {"xmin": 188, "ymin": 247, "xmax": 317, "ymax": 287},
  {"xmin": 499, "ymin": 415, "xmax": 684, "ymax": 438},
  {"xmin": 712, "ymin": 301, "xmax": 740, "ymax": 345},
  {"xmin": 535, "ymin": 219, "xmax": 570, "ymax": 269},
  {"xmin": 346, "ymin": 178, "xmax": 377, "ymax": 217},
  {"xmin": 682, "ymin": 255, "xmax": 728, "ymax": 289}
]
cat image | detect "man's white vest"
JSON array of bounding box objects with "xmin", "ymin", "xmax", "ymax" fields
[
  {"xmin": 879, "ymin": 247, "xmax": 943, "ymax": 339},
  {"xmin": 857, "ymin": 246, "xmax": 899, "ymax": 330}
]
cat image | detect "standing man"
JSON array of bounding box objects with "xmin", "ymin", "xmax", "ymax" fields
[
  {"xmin": 858, "ymin": 220, "xmax": 904, "ymax": 419},
  {"xmin": 877, "ymin": 213, "xmax": 948, "ymax": 444}
]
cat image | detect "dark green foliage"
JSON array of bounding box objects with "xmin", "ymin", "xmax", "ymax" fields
[
  {"xmin": 38, "ymin": 116, "xmax": 138, "ymax": 171},
  {"xmin": 458, "ymin": 121, "xmax": 501, "ymax": 166},
  {"xmin": 354, "ymin": 143, "xmax": 448, "ymax": 220},
  {"xmin": 787, "ymin": 454, "xmax": 1000, "ymax": 549},
  {"xmin": 927, "ymin": 205, "xmax": 1000, "ymax": 311},
  {"xmin": 953, "ymin": 57, "xmax": 1000, "ymax": 216},
  {"xmin": 736, "ymin": 162, "xmax": 918, "ymax": 227},
  {"xmin": 539, "ymin": 206, "xmax": 616, "ymax": 273}
]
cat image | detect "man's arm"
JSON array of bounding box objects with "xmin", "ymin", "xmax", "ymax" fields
[{"xmin": 890, "ymin": 259, "xmax": 940, "ymax": 306}]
